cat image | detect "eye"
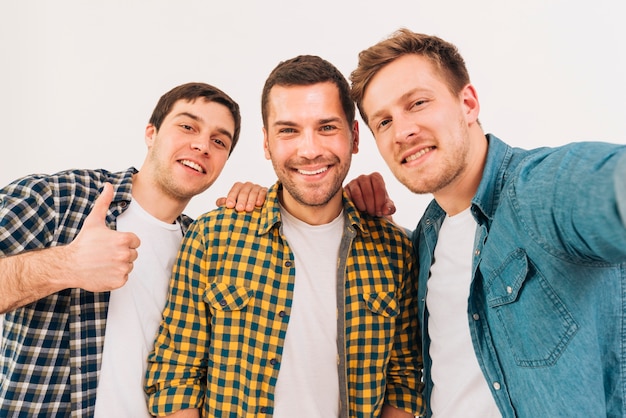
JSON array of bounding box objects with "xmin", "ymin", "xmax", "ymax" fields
[
  {"xmin": 279, "ymin": 127, "xmax": 296, "ymax": 134},
  {"xmin": 212, "ymin": 137, "xmax": 231, "ymax": 150},
  {"xmin": 320, "ymin": 124, "xmax": 337, "ymax": 132},
  {"xmin": 412, "ymin": 99, "xmax": 427, "ymax": 108},
  {"xmin": 181, "ymin": 124, "xmax": 194, "ymax": 131}
]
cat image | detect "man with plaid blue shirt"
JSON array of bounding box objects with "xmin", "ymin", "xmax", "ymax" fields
[
  {"xmin": 145, "ymin": 55, "xmax": 423, "ymax": 418},
  {"xmin": 0, "ymin": 82, "xmax": 265, "ymax": 417}
]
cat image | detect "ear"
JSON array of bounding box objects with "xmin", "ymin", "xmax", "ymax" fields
[
  {"xmin": 145, "ymin": 124, "xmax": 157, "ymax": 147},
  {"xmin": 461, "ymin": 84, "xmax": 480, "ymax": 125},
  {"xmin": 262, "ymin": 127, "xmax": 271, "ymax": 160},
  {"xmin": 351, "ymin": 120, "xmax": 360, "ymax": 154}
]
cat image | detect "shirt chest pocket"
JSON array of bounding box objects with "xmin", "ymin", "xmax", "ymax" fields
[
  {"xmin": 204, "ymin": 283, "xmax": 254, "ymax": 362},
  {"xmin": 482, "ymin": 249, "xmax": 579, "ymax": 367}
]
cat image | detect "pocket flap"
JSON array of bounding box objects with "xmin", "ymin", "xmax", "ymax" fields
[
  {"xmin": 363, "ymin": 292, "xmax": 398, "ymax": 317},
  {"xmin": 204, "ymin": 283, "xmax": 253, "ymax": 311}
]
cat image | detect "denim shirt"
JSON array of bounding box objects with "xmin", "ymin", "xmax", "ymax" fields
[{"xmin": 413, "ymin": 134, "xmax": 626, "ymax": 417}]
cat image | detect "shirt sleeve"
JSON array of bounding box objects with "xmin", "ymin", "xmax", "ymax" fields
[
  {"xmin": 0, "ymin": 176, "xmax": 58, "ymax": 255},
  {"xmin": 383, "ymin": 235, "xmax": 425, "ymax": 417},
  {"xmin": 145, "ymin": 219, "xmax": 210, "ymax": 415}
]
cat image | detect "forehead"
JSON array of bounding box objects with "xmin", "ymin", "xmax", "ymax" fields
[
  {"xmin": 167, "ymin": 99, "xmax": 234, "ymax": 126},
  {"xmin": 363, "ymin": 54, "xmax": 448, "ymax": 110},
  {"xmin": 267, "ymin": 82, "xmax": 345, "ymax": 121}
]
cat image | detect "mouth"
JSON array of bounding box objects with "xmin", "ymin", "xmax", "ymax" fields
[
  {"xmin": 179, "ymin": 159, "xmax": 205, "ymax": 173},
  {"xmin": 403, "ymin": 146, "xmax": 435, "ymax": 164},
  {"xmin": 296, "ymin": 166, "xmax": 329, "ymax": 176}
]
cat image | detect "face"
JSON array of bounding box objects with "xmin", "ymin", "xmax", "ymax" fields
[
  {"xmin": 263, "ymin": 82, "xmax": 359, "ymax": 216},
  {"xmin": 144, "ymin": 98, "xmax": 234, "ymax": 201},
  {"xmin": 362, "ymin": 54, "xmax": 478, "ymax": 196}
]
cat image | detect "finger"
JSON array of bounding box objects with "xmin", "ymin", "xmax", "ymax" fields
[
  {"xmin": 232, "ymin": 182, "xmax": 256, "ymax": 212},
  {"xmin": 246, "ymin": 185, "xmax": 268, "ymax": 212},
  {"xmin": 370, "ymin": 173, "xmax": 394, "ymax": 216},
  {"xmin": 222, "ymin": 182, "xmax": 245, "ymax": 209},
  {"xmin": 83, "ymin": 183, "xmax": 114, "ymax": 228}
]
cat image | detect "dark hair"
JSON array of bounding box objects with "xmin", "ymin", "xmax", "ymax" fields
[
  {"xmin": 261, "ymin": 55, "xmax": 355, "ymax": 127},
  {"xmin": 350, "ymin": 28, "xmax": 470, "ymax": 125},
  {"xmin": 148, "ymin": 82, "xmax": 241, "ymax": 155}
]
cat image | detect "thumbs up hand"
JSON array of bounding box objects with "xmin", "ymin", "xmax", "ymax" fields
[{"xmin": 68, "ymin": 183, "xmax": 141, "ymax": 292}]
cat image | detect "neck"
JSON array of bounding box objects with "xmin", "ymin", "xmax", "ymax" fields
[
  {"xmin": 434, "ymin": 130, "xmax": 488, "ymax": 216},
  {"xmin": 279, "ymin": 191, "xmax": 343, "ymax": 226},
  {"xmin": 131, "ymin": 171, "xmax": 188, "ymax": 224}
]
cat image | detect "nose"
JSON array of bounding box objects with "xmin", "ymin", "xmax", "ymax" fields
[
  {"xmin": 297, "ymin": 130, "xmax": 323, "ymax": 159},
  {"xmin": 393, "ymin": 113, "xmax": 419, "ymax": 143},
  {"xmin": 191, "ymin": 136, "xmax": 210, "ymax": 154}
]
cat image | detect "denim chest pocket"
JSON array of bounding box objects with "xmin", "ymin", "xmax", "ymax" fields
[{"xmin": 483, "ymin": 249, "xmax": 579, "ymax": 367}]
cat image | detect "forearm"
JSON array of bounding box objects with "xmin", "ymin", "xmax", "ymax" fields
[{"xmin": 0, "ymin": 246, "xmax": 73, "ymax": 313}]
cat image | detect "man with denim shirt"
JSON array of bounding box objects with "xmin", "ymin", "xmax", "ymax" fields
[
  {"xmin": 145, "ymin": 55, "xmax": 422, "ymax": 417},
  {"xmin": 346, "ymin": 29, "xmax": 626, "ymax": 417}
]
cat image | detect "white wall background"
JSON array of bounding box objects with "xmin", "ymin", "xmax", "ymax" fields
[{"xmin": 1, "ymin": 0, "xmax": 625, "ymax": 229}]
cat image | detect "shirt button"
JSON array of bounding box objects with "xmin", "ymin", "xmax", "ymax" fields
[
  {"xmin": 385, "ymin": 307, "xmax": 394, "ymax": 315},
  {"xmin": 506, "ymin": 286, "xmax": 513, "ymax": 294},
  {"xmin": 493, "ymin": 382, "xmax": 501, "ymax": 390},
  {"xmin": 474, "ymin": 249, "xmax": 480, "ymax": 256},
  {"xmin": 269, "ymin": 358, "xmax": 278, "ymax": 366},
  {"xmin": 278, "ymin": 310, "xmax": 286, "ymax": 318},
  {"xmin": 472, "ymin": 313, "xmax": 480, "ymax": 321},
  {"xmin": 260, "ymin": 406, "xmax": 268, "ymax": 413},
  {"xmin": 285, "ymin": 261, "xmax": 293, "ymax": 267},
  {"xmin": 219, "ymin": 299, "xmax": 227, "ymax": 306}
]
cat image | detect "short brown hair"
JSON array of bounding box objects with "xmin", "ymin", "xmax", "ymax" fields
[
  {"xmin": 149, "ymin": 82, "xmax": 241, "ymax": 155},
  {"xmin": 350, "ymin": 28, "xmax": 470, "ymax": 125},
  {"xmin": 261, "ymin": 55, "xmax": 355, "ymax": 128}
]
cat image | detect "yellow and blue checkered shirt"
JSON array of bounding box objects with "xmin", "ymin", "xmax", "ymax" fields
[{"xmin": 146, "ymin": 182, "xmax": 424, "ymax": 417}]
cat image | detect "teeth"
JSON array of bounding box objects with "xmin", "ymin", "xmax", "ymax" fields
[
  {"xmin": 180, "ymin": 159, "xmax": 204, "ymax": 173},
  {"xmin": 405, "ymin": 147, "xmax": 433, "ymax": 162},
  {"xmin": 298, "ymin": 166, "xmax": 328, "ymax": 175}
]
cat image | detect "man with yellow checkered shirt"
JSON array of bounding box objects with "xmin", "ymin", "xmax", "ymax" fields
[{"xmin": 145, "ymin": 55, "xmax": 423, "ymax": 418}]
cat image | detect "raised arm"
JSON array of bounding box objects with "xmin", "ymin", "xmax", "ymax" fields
[{"xmin": 0, "ymin": 183, "xmax": 140, "ymax": 313}]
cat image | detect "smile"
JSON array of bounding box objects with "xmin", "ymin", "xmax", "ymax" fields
[
  {"xmin": 404, "ymin": 147, "xmax": 434, "ymax": 163},
  {"xmin": 297, "ymin": 166, "xmax": 329, "ymax": 175},
  {"xmin": 180, "ymin": 159, "xmax": 205, "ymax": 173}
]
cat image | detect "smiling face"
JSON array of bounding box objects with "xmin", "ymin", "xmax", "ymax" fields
[
  {"xmin": 263, "ymin": 82, "xmax": 359, "ymax": 223},
  {"xmin": 362, "ymin": 54, "xmax": 481, "ymax": 201},
  {"xmin": 143, "ymin": 98, "xmax": 234, "ymax": 202}
]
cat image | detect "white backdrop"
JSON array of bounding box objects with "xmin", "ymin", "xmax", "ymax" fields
[{"xmin": 1, "ymin": 0, "xmax": 625, "ymax": 229}]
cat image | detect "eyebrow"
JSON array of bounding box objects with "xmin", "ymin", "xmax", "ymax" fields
[
  {"xmin": 175, "ymin": 111, "xmax": 233, "ymax": 140},
  {"xmin": 368, "ymin": 88, "xmax": 424, "ymax": 122},
  {"xmin": 272, "ymin": 116, "xmax": 343, "ymax": 127}
]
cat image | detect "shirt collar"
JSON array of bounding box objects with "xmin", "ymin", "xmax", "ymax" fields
[{"xmin": 257, "ymin": 181, "xmax": 369, "ymax": 236}]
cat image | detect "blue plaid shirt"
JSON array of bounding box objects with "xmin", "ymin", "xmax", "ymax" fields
[{"xmin": 0, "ymin": 167, "xmax": 191, "ymax": 417}]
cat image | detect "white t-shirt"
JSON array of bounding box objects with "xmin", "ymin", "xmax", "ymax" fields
[
  {"xmin": 427, "ymin": 207, "xmax": 501, "ymax": 418},
  {"xmin": 272, "ymin": 207, "xmax": 344, "ymax": 418},
  {"xmin": 94, "ymin": 199, "xmax": 182, "ymax": 418}
]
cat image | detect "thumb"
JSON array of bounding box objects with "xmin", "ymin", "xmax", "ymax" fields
[{"xmin": 83, "ymin": 183, "xmax": 114, "ymax": 228}]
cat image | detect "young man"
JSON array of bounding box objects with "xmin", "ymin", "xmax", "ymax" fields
[
  {"xmin": 0, "ymin": 82, "xmax": 265, "ymax": 417},
  {"xmin": 346, "ymin": 29, "xmax": 626, "ymax": 417},
  {"xmin": 145, "ymin": 56, "xmax": 423, "ymax": 418}
]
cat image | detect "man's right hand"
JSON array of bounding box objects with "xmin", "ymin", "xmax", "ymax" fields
[
  {"xmin": 344, "ymin": 172, "xmax": 396, "ymax": 218},
  {"xmin": 0, "ymin": 183, "xmax": 141, "ymax": 313},
  {"xmin": 68, "ymin": 183, "xmax": 141, "ymax": 292}
]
